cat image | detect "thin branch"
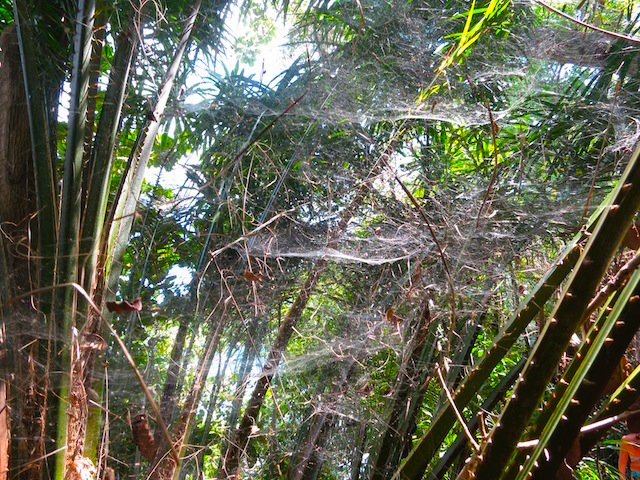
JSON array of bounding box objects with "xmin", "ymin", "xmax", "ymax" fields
[
  {"xmin": 535, "ymin": 0, "xmax": 640, "ymax": 45},
  {"xmin": 352, "ymin": 0, "xmax": 365, "ymax": 52},
  {"xmin": 586, "ymin": 250, "xmax": 640, "ymax": 316},
  {"xmin": 435, "ymin": 364, "xmax": 479, "ymax": 452}
]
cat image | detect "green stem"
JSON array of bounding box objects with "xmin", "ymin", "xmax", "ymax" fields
[{"xmin": 53, "ymin": 1, "xmax": 96, "ymax": 477}]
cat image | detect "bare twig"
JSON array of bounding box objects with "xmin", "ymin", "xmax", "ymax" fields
[
  {"xmin": 586, "ymin": 250, "xmax": 640, "ymax": 316},
  {"xmin": 535, "ymin": 0, "xmax": 640, "ymax": 45},
  {"xmin": 352, "ymin": 0, "xmax": 365, "ymax": 52},
  {"xmin": 436, "ymin": 364, "xmax": 479, "ymax": 452}
]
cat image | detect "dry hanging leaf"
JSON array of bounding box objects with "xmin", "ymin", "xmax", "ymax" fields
[
  {"xmin": 624, "ymin": 223, "xmax": 640, "ymax": 250},
  {"xmin": 385, "ymin": 307, "xmax": 403, "ymax": 325},
  {"xmin": 243, "ymin": 270, "xmax": 263, "ymax": 282},
  {"xmin": 106, "ymin": 298, "xmax": 142, "ymax": 313},
  {"xmin": 80, "ymin": 333, "xmax": 107, "ymax": 352},
  {"xmin": 131, "ymin": 413, "xmax": 157, "ymax": 460}
]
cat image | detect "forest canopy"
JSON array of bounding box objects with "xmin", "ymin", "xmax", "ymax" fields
[{"xmin": 2, "ymin": 1, "xmax": 640, "ymax": 479}]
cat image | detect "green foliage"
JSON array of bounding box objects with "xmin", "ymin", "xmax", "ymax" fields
[{"xmin": 6, "ymin": 0, "xmax": 640, "ymax": 479}]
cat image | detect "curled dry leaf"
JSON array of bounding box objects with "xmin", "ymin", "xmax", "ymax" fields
[
  {"xmin": 66, "ymin": 456, "xmax": 96, "ymax": 480},
  {"xmin": 243, "ymin": 270, "xmax": 263, "ymax": 282},
  {"xmin": 106, "ymin": 298, "xmax": 142, "ymax": 313},
  {"xmin": 385, "ymin": 307, "xmax": 403, "ymax": 325},
  {"xmin": 80, "ymin": 333, "xmax": 107, "ymax": 352},
  {"xmin": 131, "ymin": 413, "xmax": 157, "ymax": 460}
]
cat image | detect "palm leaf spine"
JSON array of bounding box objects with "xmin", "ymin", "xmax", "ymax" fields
[
  {"xmin": 470, "ymin": 141, "xmax": 640, "ymax": 480},
  {"xmin": 52, "ymin": 1, "xmax": 96, "ymax": 477}
]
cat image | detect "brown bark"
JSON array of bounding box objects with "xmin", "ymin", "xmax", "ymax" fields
[
  {"xmin": 0, "ymin": 24, "xmax": 36, "ymax": 293},
  {"xmin": 0, "ymin": 24, "xmax": 45, "ymax": 480},
  {"xmin": 369, "ymin": 302, "xmax": 432, "ymax": 480}
]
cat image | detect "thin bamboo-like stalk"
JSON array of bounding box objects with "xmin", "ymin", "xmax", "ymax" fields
[{"xmin": 52, "ymin": 1, "xmax": 96, "ymax": 478}]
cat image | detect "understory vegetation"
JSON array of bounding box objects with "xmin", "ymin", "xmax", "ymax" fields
[{"xmin": 2, "ymin": 1, "xmax": 640, "ymax": 479}]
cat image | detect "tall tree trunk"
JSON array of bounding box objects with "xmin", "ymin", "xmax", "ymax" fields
[
  {"xmin": 351, "ymin": 422, "xmax": 368, "ymax": 480},
  {"xmin": 0, "ymin": 23, "xmax": 45, "ymax": 480},
  {"xmin": 369, "ymin": 302, "xmax": 433, "ymax": 480},
  {"xmin": 217, "ymin": 179, "xmax": 375, "ymax": 478}
]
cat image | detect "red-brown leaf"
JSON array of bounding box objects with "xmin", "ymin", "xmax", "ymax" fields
[
  {"xmin": 131, "ymin": 413, "xmax": 156, "ymax": 460},
  {"xmin": 243, "ymin": 270, "xmax": 263, "ymax": 282},
  {"xmin": 106, "ymin": 298, "xmax": 142, "ymax": 313},
  {"xmin": 385, "ymin": 307, "xmax": 403, "ymax": 325}
]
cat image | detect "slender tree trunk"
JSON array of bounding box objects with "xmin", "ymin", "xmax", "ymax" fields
[
  {"xmin": 52, "ymin": 3, "xmax": 97, "ymax": 477},
  {"xmin": 288, "ymin": 359, "xmax": 357, "ymax": 480},
  {"xmin": 226, "ymin": 336, "xmax": 256, "ymax": 429},
  {"xmin": 369, "ymin": 302, "xmax": 432, "ymax": 480}
]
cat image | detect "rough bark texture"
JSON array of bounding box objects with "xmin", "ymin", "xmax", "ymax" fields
[
  {"xmin": 370, "ymin": 303, "xmax": 432, "ymax": 480},
  {"xmin": 217, "ymin": 262, "xmax": 326, "ymax": 479},
  {"xmin": 0, "ymin": 24, "xmax": 45, "ymax": 480},
  {"xmin": 0, "ymin": 24, "xmax": 35, "ymax": 293}
]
